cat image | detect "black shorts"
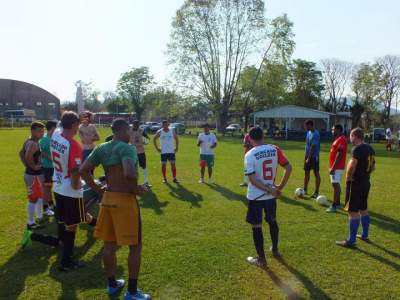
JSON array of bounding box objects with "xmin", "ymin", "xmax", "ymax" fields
[
  {"xmin": 54, "ymin": 193, "xmax": 87, "ymax": 226},
  {"xmin": 161, "ymin": 153, "xmax": 176, "ymax": 164},
  {"xmin": 304, "ymin": 157, "xmax": 319, "ymax": 172},
  {"xmin": 246, "ymin": 199, "xmax": 277, "ymax": 225},
  {"xmin": 42, "ymin": 168, "xmax": 54, "ymax": 185},
  {"xmin": 137, "ymin": 153, "xmax": 146, "ymax": 169},
  {"xmin": 346, "ymin": 181, "xmax": 370, "ymax": 212}
]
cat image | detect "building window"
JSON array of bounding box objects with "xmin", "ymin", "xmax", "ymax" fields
[
  {"xmin": 17, "ymin": 102, "xmax": 23, "ymax": 107},
  {"xmin": 36, "ymin": 101, "xmax": 42, "ymax": 106}
]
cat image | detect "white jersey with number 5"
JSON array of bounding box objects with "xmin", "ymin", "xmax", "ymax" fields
[
  {"xmin": 244, "ymin": 144, "xmax": 288, "ymax": 201},
  {"xmin": 50, "ymin": 131, "xmax": 83, "ymax": 198}
]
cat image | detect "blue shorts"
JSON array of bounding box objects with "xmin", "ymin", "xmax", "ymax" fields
[
  {"xmin": 161, "ymin": 153, "xmax": 176, "ymax": 164},
  {"xmin": 246, "ymin": 199, "xmax": 277, "ymax": 225}
]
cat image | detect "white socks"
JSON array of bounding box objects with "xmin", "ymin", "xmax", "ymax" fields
[
  {"xmin": 36, "ymin": 198, "xmax": 43, "ymax": 219},
  {"xmin": 143, "ymin": 168, "xmax": 149, "ymax": 183},
  {"xmin": 27, "ymin": 202, "xmax": 35, "ymax": 225}
]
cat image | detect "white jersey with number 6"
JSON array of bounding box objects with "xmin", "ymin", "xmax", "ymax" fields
[
  {"xmin": 50, "ymin": 131, "xmax": 83, "ymax": 198},
  {"xmin": 244, "ymin": 144, "xmax": 289, "ymax": 201}
]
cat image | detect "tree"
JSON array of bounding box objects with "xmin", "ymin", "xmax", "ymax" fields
[
  {"xmin": 351, "ymin": 63, "xmax": 383, "ymax": 129},
  {"xmin": 143, "ymin": 87, "xmax": 183, "ymax": 120},
  {"xmin": 117, "ymin": 67, "xmax": 154, "ymax": 121},
  {"xmin": 288, "ymin": 59, "xmax": 324, "ymax": 108},
  {"xmin": 167, "ymin": 0, "xmax": 268, "ymax": 131},
  {"xmin": 375, "ymin": 55, "xmax": 400, "ymax": 126},
  {"xmin": 350, "ymin": 100, "xmax": 365, "ymax": 128},
  {"xmin": 320, "ymin": 59, "xmax": 353, "ymax": 114},
  {"xmin": 106, "ymin": 98, "xmax": 130, "ymax": 113}
]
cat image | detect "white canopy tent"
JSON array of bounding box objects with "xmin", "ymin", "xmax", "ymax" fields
[{"xmin": 253, "ymin": 105, "xmax": 336, "ymax": 139}]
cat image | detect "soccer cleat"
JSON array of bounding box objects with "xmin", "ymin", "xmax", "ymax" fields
[
  {"xmin": 326, "ymin": 205, "xmax": 337, "ymax": 213},
  {"xmin": 239, "ymin": 182, "xmax": 248, "ymax": 187},
  {"xmin": 162, "ymin": 178, "xmax": 167, "ymax": 183},
  {"xmin": 311, "ymin": 192, "xmax": 319, "ymax": 199},
  {"xmin": 59, "ymin": 260, "xmax": 86, "ymax": 272},
  {"xmin": 27, "ymin": 223, "xmax": 43, "ymax": 230},
  {"xmin": 172, "ymin": 178, "xmax": 179, "ymax": 183},
  {"xmin": 246, "ymin": 256, "xmax": 267, "ymax": 269},
  {"xmin": 335, "ymin": 240, "xmax": 356, "ymax": 248},
  {"xmin": 270, "ymin": 246, "xmax": 280, "ymax": 257},
  {"xmin": 356, "ymin": 234, "xmax": 370, "ymax": 243},
  {"xmin": 198, "ymin": 178, "xmax": 204, "ymax": 184},
  {"xmin": 21, "ymin": 229, "xmax": 33, "ymax": 249},
  {"xmin": 124, "ymin": 289, "xmax": 152, "ymax": 300},
  {"xmin": 44, "ymin": 208, "xmax": 55, "ymax": 217},
  {"xmin": 144, "ymin": 182, "xmax": 152, "ymax": 188},
  {"xmin": 107, "ymin": 279, "xmax": 125, "ymax": 296},
  {"xmin": 208, "ymin": 178, "xmax": 214, "ymax": 184}
]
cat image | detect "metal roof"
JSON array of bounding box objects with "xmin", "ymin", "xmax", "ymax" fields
[{"xmin": 253, "ymin": 105, "xmax": 335, "ymax": 119}]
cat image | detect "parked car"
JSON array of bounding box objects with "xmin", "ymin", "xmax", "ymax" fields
[
  {"xmin": 169, "ymin": 123, "xmax": 186, "ymax": 135},
  {"xmin": 372, "ymin": 128, "xmax": 385, "ymax": 142},
  {"xmin": 150, "ymin": 123, "xmax": 162, "ymax": 133},
  {"xmin": 226, "ymin": 124, "xmax": 241, "ymax": 132},
  {"xmin": 139, "ymin": 124, "xmax": 151, "ymax": 134}
]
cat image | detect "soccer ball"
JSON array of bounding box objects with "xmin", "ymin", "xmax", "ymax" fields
[
  {"xmin": 316, "ymin": 195, "xmax": 329, "ymax": 206},
  {"xmin": 295, "ymin": 188, "xmax": 305, "ymax": 198}
]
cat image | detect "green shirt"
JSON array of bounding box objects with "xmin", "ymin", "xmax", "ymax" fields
[
  {"xmin": 87, "ymin": 140, "xmax": 138, "ymax": 173},
  {"xmin": 39, "ymin": 134, "xmax": 53, "ymax": 168}
]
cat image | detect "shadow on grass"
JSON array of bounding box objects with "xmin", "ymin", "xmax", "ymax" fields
[
  {"xmin": 355, "ymin": 247, "xmax": 400, "ymax": 272},
  {"xmin": 369, "ymin": 211, "xmax": 400, "ymax": 235},
  {"xmin": 139, "ymin": 188, "xmax": 169, "ymax": 215},
  {"xmin": 276, "ymin": 256, "xmax": 331, "ymax": 300},
  {"xmin": 279, "ymin": 196, "xmax": 318, "ymax": 212},
  {"xmin": 208, "ymin": 183, "xmax": 247, "ymax": 205},
  {"xmin": 264, "ymin": 268, "xmax": 303, "ymax": 300},
  {"xmin": 367, "ymin": 240, "xmax": 400, "ymax": 259},
  {"xmin": 166, "ymin": 182, "xmax": 203, "ymax": 208}
]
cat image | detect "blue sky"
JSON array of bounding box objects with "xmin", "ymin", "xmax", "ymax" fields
[{"xmin": 1, "ymin": 0, "xmax": 399, "ymax": 102}]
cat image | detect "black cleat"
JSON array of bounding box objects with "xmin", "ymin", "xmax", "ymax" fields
[{"xmin": 59, "ymin": 260, "xmax": 86, "ymax": 272}]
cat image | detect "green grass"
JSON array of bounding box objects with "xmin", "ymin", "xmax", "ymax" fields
[{"xmin": 0, "ymin": 128, "xmax": 399, "ymax": 299}]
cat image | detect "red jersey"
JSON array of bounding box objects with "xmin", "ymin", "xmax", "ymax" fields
[
  {"xmin": 329, "ymin": 135, "xmax": 347, "ymax": 170},
  {"xmin": 243, "ymin": 134, "xmax": 253, "ymax": 153}
]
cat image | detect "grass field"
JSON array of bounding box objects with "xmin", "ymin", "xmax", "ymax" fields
[{"xmin": 0, "ymin": 128, "xmax": 399, "ymax": 300}]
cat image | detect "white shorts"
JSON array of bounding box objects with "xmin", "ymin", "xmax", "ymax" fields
[{"xmin": 330, "ymin": 170, "xmax": 343, "ymax": 184}]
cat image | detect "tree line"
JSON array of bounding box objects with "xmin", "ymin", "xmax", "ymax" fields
[{"xmin": 62, "ymin": 0, "xmax": 400, "ymax": 132}]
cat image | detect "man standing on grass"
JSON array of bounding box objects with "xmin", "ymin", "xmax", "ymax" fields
[
  {"xmin": 80, "ymin": 119, "xmax": 151, "ymax": 300},
  {"xmin": 336, "ymin": 128, "xmax": 375, "ymax": 248},
  {"xmin": 153, "ymin": 120, "xmax": 179, "ymax": 183},
  {"xmin": 240, "ymin": 125, "xmax": 254, "ymax": 187},
  {"xmin": 79, "ymin": 111, "xmax": 100, "ymax": 161},
  {"xmin": 19, "ymin": 121, "xmax": 46, "ymax": 230},
  {"xmin": 385, "ymin": 127, "xmax": 393, "ymax": 151},
  {"xmin": 197, "ymin": 123, "xmax": 217, "ymax": 184},
  {"xmin": 51, "ymin": 111, "xmax": 97, "ymax": 271},
  {"xmin": 39, "ymin": 120, "xmax": 58, "ymax": 216},
  {"xmin": 244, "ymin": 127, "xmax": 292, "ymax": 269},
  {"xmin": 130, "ymin": 120, "xmax": 151, "ymax": 187},
  {"xmin": 326, "ymin": 125, "xmax": 348, "ymax": 213},
  {"xmin": 303, "ymin": 120, "xmax": 321, "ymax": 198}
]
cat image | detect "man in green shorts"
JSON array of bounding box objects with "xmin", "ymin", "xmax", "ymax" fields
[
  {"xmin": 197, "ymin": 123, "xmax": 217, "ymax": 184},
  {"xmin": 80, "ymin": 119, "xmax": 151, "ymax": 300}
]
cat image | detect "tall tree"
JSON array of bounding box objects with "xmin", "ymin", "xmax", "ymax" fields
[
  {"xmin": 288, "ymin": 59, "xmax": 324, "ymax": 108},
  {"xmin": 167, "ymin": 0, "xmax": 268, "ymax": 131},
  {"xmin": 375, "ymin": 55, "xmax": 400, "ymax": 125},
  {"xmin": 320, "ymin": 59, "xmax": 353, "ymax": 114},
  {"xmin": 351, "ymin": 63, "xmax": 382, "ymax": 129},
  {"xmin": 117, "ymin": 67, "xmax": 154, "ymax": 121}
]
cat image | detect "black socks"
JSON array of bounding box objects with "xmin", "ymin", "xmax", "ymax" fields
[
  {"xmin": 61, "ymin": 230, "xmax": 76, "ymax": 266},
  {"xmin": 31, "ymin": 233, "xmax": 59, "ymax": 247},
  {"xmin": 128, "ymin": 278, "xmax": 138, "ymax": 294},
  {"xmin": 108, "ymin": 276, "xmax": 117, "ymax": 288},
  {"xmin": 252, "ymin": 227, "xmax": 265, "ymax": 260},
  {"xmin": 268, "ymin": 221, "xmax": 279, "ymax": 251}
]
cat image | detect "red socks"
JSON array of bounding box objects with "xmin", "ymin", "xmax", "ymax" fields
[
  {"xmin": 161, "ymin": 165, "xmax": 167, "ymax": 178},
  {"xmin": 172, "ymin": 164, "xmax": 177, "ymax": 178}
]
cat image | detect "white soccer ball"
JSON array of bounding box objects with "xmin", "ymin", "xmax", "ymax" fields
[
  {"xmin": 316, "ymin": 195, "xmax": 329, "ymax": 206},
  {"xmin": 295, "ymin": 188, "xmax": 305, "ymax": 197}
]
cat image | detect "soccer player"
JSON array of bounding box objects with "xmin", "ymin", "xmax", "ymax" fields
[
  {"xmin": 326, "ymin": 125, "xmax": 348, "ymax": 213},
  {"xmin": 79, "ymin": 111, "xmax": 100, "ymax": 161},
  {"xmin": 153, "ymin": 120, "xmax": 179, "ymax": 183},
  {"xmin": 130, "ymin": 120, "xmax": 151, "ymax": 187},
  {"xmin": 19, "ymin": 122, "xmax": 46, "ymax": 229},
  {"xmin": 39, "ymin": 120, "xmax": 58, "ymax": 216},
  {"xmin": 336, "ymin": 128, "xmax": 375, "ymax": 248},
  {"xmin": 385, "ymin": 127, "xmax": 393, "ymax": 151},
  {"xmin": 240, "ymin": 125, "xmax": 254, "ymax": 187},
  {"xmin": 51, "ymin": 111, "xmax": 96, "ymax": 271},
  {"xmin": 197, "ymin": 123, "xmax": 217, "ymax": 184},
  {"xmin": 244, "ymin": 127, "xmax": 292, "ymax": 268},
  {"xmin": 80, "ymin": 119, "xmax": 151, "ymax": 300},
  {"xmin": 303, "ymin": 120, "xmax": 321, "ymax": 198}
]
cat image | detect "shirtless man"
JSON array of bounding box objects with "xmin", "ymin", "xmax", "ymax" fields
[
  {"xmin": 130, "ymin": 120, "xmax": 151, "ymax": 187},
  {"xmin": 80, "ymin": 119, "xmax": 151, "ymax": 300},
  {"xmin": 79, "ymin": 111, "xmax": 100, "ymax": 161}
]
